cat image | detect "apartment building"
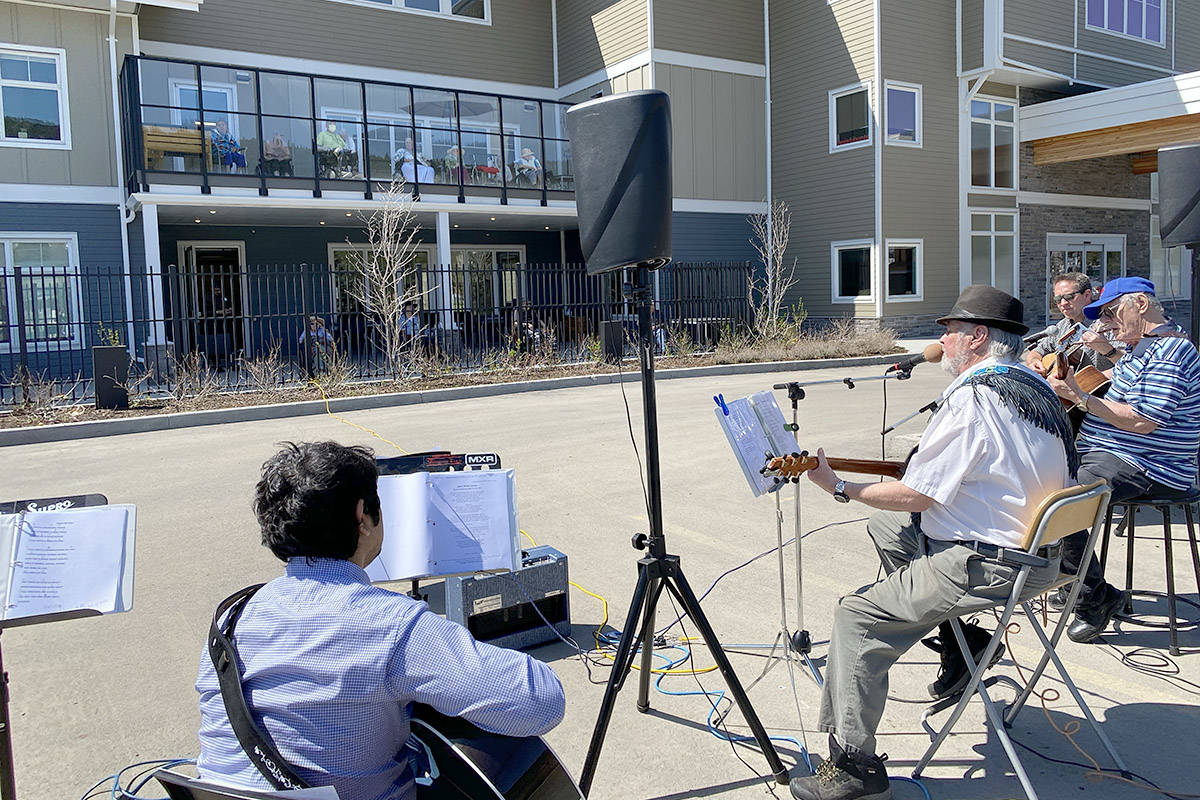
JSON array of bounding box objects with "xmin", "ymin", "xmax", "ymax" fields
[{"xmin": 772, "ymin": 0, "xmax": 1200, "ymax": 333}]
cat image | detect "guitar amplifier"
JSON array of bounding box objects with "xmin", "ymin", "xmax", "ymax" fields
[{"xmin": 445, "ymin": 546, "xmax": 571, "ymax": 651}]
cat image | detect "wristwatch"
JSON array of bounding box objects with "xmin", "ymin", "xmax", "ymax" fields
[{"xmin": 833, "ymin": 479, "xmax": 850, "ymax": 503}]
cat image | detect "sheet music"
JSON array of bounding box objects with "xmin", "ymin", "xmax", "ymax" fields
[
  {"xmin": 715, "ymin": 397, "xmax": 781, "ymax": 497},
  {"xmin": 367, "ymin": 471, "xmax": 519, "ymax": 582},
  {"xmin": 0, "ymin": 506, "xmax": 135, "ymax": 620},
  {"xmin": 748, "ymin": 391, "xmax": 797, "ymax": 457}
]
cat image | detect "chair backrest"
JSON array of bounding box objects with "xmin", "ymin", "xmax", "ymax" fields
[
  {"xmin": 155, "ymin": 770, "xmax": 336, "ymax": 800},
  {"xmin": 1020, "ymin": 480, "xmax": 1110, "ymax": 551}
]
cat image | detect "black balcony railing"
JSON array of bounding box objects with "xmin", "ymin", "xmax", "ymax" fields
[
  {"xmin": 118, "ymin": 55, "xmax": 574, "ymax": 204},
  {"xmin": 0, "ymin": 261, "xmax": 753, "ymax": 407}
]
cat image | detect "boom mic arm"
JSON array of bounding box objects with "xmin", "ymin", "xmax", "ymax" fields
[{"xmin": 1023, "ymin": 324, "xmax": 1058, "ymax": 346}]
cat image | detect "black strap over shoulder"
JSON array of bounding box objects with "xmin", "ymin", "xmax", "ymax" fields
[{"xmin": 208, "ymin": 584, "xmax": 312, "ymax": 791}]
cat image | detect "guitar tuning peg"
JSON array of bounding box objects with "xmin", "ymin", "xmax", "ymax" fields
[{"xmin": 798, "ymin": 450, "xmax": 808, "ymax": 459}]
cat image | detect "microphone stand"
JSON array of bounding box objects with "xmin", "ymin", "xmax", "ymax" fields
[{"xmin": 578, "ymin": 266, "xmax": 789, "ymax": 795}]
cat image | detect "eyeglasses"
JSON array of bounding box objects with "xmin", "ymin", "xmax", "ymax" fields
[
  {"xmin": 1099, "ymin": 305, "xmax": 1119, "ymax": 320},
  {"xmin": 1054, "ymin": 290, "xmax": 1082, "ymax": 304}
]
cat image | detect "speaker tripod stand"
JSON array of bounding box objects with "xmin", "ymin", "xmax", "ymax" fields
[{"xmin": 577, "ymin": 267, "xmax": 789, "ymax": 796}]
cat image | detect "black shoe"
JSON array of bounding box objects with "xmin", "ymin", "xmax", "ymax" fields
[
  {"xmin": 925, "ymin": 622, "xmax": 1005, "ymax": 700},
  {"xmin": 1067, "ymin": 586, "xmax": 1129, "ymax": 643},
  {"xmin": 790, "ymin": 736, "xmax": 891, "ymax": 800},
  {"xmin": 1046, "ymin": 585, "xmax": 1071, "ymax": 612}
]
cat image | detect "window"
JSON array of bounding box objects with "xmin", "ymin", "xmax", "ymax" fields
[
  {"xmin": 829, "ymin": 83, "xmax": 871, "ymax": 152},
  {"xmin": 885, "ymin": 240, "xmax": 922, "ymax": 301},
  {"xmin": 329, "ymin": 243, "xmax": 433, "ymax": 315},
  {"xmin": 831, "ymin": 240, "xmax": 874, "ymax": 303},
  {"xmin": 328, "ymin": 0, "xmax": 487, "ymax": 21},
  {"xmin": 1087, "ymin": 0, "xmax": 1164, "ymax": 45},
  {"xmin": 970, "ymin": 99, "xmax": 1015, "ymax": 190},
  {"xmin": 884, "ymin": 82, "xmax": 921, "ymax": 147},
  {"xmin": 0, "ymin": 234, "xmax": 82, "ymax": 350},
  {"xmin": 970, "ymin": 213, "xmax": 1017, "ymax": 293},
  {"xmin": 0, "ymin": 46, "xmax": 69, "ymax": 148}
]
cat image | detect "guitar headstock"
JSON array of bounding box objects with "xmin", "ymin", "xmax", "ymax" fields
[{"xmin": 761, "ymin": 452, "xmax": 818, "ymax": 482}]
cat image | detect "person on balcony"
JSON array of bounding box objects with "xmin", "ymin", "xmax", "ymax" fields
[
  {"xmin": 515, "ymin": 147, "xmax": 542, "ymax": 187},
  {"xmin": 444, "ymin": 145, "xmax": 463, "ymax": 183},
  {"xmin": 262, "ymin": 132, "xmax": 294, "ymax": 177},
  {"xmin": 393, "ymin": 136, "xmax": 435, "ymax": 184},
  {"xmin": 317, "ymin": 121, "xmax": 357, "ymax": 178},
  {"xmin": 210, "ymin": 120, "xmax": 246, "ymax": 173}
]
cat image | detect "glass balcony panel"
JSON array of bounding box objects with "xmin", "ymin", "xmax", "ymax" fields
[
  {"xmin": 138, "ymin": 60, "xmax": 196, "ymax": 108},
  {"xmin": 413, "ymin": 88, "xmax": 456, "ymax": 130},
  {"xmin": 199, "ymin": 66, "xmax": 258, "ymax": 114},
  {"xmin": 315, "ymin": 78, "xmax": 363, "ymax": 121},
  {"xmin": 206, "ymin": 111, "xmax": 260, "ymax": 175},
  {"xmin": 509, "ymin": 136, "xmax": 543, "ymax": 188},
  {"xmin": 543, "ymin": 138, "xmax": 573, "ymax": 190},
  {"xmin": 459, "ymin": 93, "xmax": 499, "ymax": 133},
  {"xmin": 366, "ymin": 83, "xmax": 411, "ymax": 122},
  {"xmin": 261, "ymin": 115, "xmax": 315, "ymax": 178},
  {"xmin": 542, "ymin": 102, "xmax": 568, "ymax": 139},
  {"xmin": 260, "ymin": 72, "xmax": 312, "ymax": 118},
  {"xmin": 459, "ymin": 130, "xmax": 502, "ymax": 186},
  {"xmin": 140, "ymin": 105, "xmax": 205, "ymax": 172},
  {"xmin": 315, "ymin": 118, "xmax": 363, "ymax": 179},
  {"xmin": 368, "ymin": 122, "xmax": 430, "ymax": 184},
  {"xmin": 416, "ymin": 126, "xmax": 459, "ymax": 184}
]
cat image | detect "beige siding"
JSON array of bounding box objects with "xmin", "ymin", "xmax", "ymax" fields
[
  {"xmin": 769, "ymin": 0, "xmax": 874, "ymax": 317},
  {"xmin": 962, "ymin": 0, "xmax": 984, "ymax": 71},
  {"xmin": 1003, "ymin": 0, "xmax": 1072, "ymax": 46},
  {"xmin": 968, "ymin": 192, "xmax": 1016, "ymax": 208},
  {"xmin": 654, "ymin": 0, "xmax": 763, "ymax": 63},
  {"xmin": 557, "ymin": 0, "xmax": 647, "ymax": 86},
  {"xmin": 657, "ymin": 64, "xmax": 764, "ymax": 202},
  {"xmin": 137, "ymin": 0, "xmax": 553, "ymax": 88},
  {"xmin": 1076, "ymin": 53, "xmax": 1169, "ymax": 86},
  {"xmin": 1003, "ymin": 39, "xmax": 1075, "ymax": 78},
  {"xmin": 561, "ymin": 64, "xmax": 650, "ymax": 104},
  {"xmin": 1075, "ymin": 0, "xmax": 1173, "ymax": 75},
  {"xmin": 881, "ymin": 0, "xmax": 958, "ymax": 317},
  {"xmin": 0, "ymin": 3, "xmax": 132, "ymax": 186},
  {"xmin": 1177, "ymin": 1, "xmax": 1200, "ymax": 72}
]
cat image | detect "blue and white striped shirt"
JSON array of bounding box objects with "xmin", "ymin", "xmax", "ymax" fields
[
  {"xmin": 1077, "ymin": 330, "xmax": 1200, "ymax": 489},
  {"xmin": 196, "ymin": 558, "xmax": 566, "ymax": 800}
]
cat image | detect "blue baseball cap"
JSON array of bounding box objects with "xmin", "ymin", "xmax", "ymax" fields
[{"xmin": 1083, "ymin": 276, "xmax": 1156, "ymax": 320}]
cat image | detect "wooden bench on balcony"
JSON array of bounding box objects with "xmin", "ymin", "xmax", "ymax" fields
[{"xmin": 142, "ymin": 124, "xmax": 205, "ymax": 170}]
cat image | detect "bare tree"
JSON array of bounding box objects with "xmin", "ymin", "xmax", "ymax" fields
[
  {"xmin": 748, "ymin": 200, "xmax": 800, "ymax": 340},
  {"xmin": 343, "ymin": 178, "xmax": 427, "ymax": 377}
]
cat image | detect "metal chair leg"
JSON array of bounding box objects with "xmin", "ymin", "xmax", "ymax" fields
[
  {"xmin": 1124, "ymin": 504, "xmax": 1137, "ymax": 615},
  {"xmin": 1099, "ymin": 504, "xmax": 1115, "ymax": 572},
  {"xmin": 1163, "ymin": 506, "xmax": 1180, "ymax": 656},
  {"xmin": 1184, "ymin": 503, "xmax": 1200, "ymax": 600}
]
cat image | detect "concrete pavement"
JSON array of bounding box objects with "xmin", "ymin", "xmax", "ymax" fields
[{"xmin": 3, "ymin": 362, "xmax": 1197, "ymax": 799}]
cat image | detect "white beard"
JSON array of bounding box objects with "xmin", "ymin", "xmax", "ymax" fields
[{"xmin": 941, "ymin": 350, "xmax": 972, "ymax": 376}]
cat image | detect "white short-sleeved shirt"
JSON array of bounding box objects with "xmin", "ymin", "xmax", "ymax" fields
[{"xmin": 901, "ymin": 357, "xmax": 1072, "ymax": 548}]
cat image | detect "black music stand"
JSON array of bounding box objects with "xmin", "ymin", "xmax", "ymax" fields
[{"xmin": 0, "ymin": 494, "xmax": 111, "ymax": 800}]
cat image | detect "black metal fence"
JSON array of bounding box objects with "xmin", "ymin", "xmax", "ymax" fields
[{"xmin": 0, "ymin": 261, "xmax": 753, "ymax": 407}]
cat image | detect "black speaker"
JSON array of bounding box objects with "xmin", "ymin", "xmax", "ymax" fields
[
  {"xmin": 1159, "ymin": 143, "xmax": 1200, "ymax": 247},
  {"xmin": 566, "ymin": 89, "xmax": 672, "ymax": 275}
]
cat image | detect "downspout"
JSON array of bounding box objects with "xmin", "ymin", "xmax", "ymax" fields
[
  {"xmin": 873, "ymin": 0, "xmax": 883, "ymax": 320},
  {"xmin": 109, "ymin": 0, "xmax": 137, "ymax": 360},
  {"xmin": 763, "ymin": 0, "xmax": 772, "ymax": 249}
]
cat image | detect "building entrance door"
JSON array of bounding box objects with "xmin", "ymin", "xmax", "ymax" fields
[
  {"xmin": 176, "ymin": 241, "xmax": 248, "ymax": 367},
  {"xmin": 1045, "ymin": 234, "xmax": 1125, "ymax": 322}
]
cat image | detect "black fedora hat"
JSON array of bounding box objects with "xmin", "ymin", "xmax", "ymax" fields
[{"xmin": 935, "ymin": 285, "xmax": 1028, "ymax": 335}]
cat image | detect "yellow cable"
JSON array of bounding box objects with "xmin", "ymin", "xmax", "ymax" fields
[{"xmin": 310, "ymin": 380, "xmax": 410, "ymax": 455}]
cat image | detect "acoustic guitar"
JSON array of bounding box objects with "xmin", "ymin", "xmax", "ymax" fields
[
  {"xmin": 761, "ymin": 453, "xmax": 906, "ymax": 483},
  {"xmin": 412, "ymin": 704, "xmax": 584, "ymax": 800}
]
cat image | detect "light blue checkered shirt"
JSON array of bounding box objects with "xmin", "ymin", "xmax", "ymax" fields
[{"xmin": 196, "ymin": 558, "xmax": 565, "ymax": 800}]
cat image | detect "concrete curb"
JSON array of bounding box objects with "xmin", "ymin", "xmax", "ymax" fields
[{"xmin": 0, "ymin": 352, "xmax": 905, "ymax": 447}]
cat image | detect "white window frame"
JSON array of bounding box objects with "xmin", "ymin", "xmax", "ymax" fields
[
  {"xmin": 883, "ymin": 81, "xmax": 922, "ymax": 148},
  {"xmin": 830, "ymin": 239, "xmax": 876, "ymax": 304},
  {"xmin": 828, "ymin": 82, "xmax": 872, "ymax": 154},
  {"xmin": 1085, "ymin": 0, "xmax": 1167, "ymax": 47},
  {"xmin": 968, "ymin": 96, "xmax": 1018, "ymax": 192},
  {"xmin": 0, "ymin": 232, "xmax": 84, "ymax": 352},
  {"xmin": 170, "ymin": 78, "xmax": 240, "ymax": 139},
  {"xmin": 884, "ymin": 238, "xmax": 924, "ymax": 302},
  {"xmin": 323, "ymin": 0, "xmax": 490, "ymax": 25},
  {"xmin": 0, "ymin": 44, "xmax": 71, "ymax": 150},
  {"xmin": 970, "ymin": 211, "xmax": 1019, "ymax": 296}
]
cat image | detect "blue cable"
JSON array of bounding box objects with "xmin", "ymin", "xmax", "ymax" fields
[{"xmin": 889, "ymin": 775, "xmax": 932, "ymax": 799}]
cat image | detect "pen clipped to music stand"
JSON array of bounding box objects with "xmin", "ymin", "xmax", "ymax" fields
[{"xmin": 0, "ymin": 493, "xmax": 132, "ymax": 800}]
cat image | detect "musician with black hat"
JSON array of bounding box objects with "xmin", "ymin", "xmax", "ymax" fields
[{"xmin": 790, "ymin": 286, "xmax": 1074, "ymax": 800}]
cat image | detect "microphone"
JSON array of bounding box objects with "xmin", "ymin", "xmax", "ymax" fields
[
  {"xmin": 1023, "ymin": 324, "xmax": 1058, "ymax": 346},
  {"xmin": 886, "ymin": 343, "xmax": 943, "ymax": 375}
]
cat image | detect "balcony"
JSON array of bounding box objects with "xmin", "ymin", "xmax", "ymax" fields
[{"xmin": 118, "ymin": 55, "xmax": 574, "ymax": 204}]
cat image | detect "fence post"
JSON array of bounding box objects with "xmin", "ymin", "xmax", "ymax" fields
[{"xmin": 12, "ymin": 267, "xmax": 28, "ymax": 377}]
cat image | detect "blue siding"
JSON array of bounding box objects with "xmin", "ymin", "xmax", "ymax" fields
[
  {"xmin": 670, "ymin": 211, "xmax": 757, "ymax": 264},
  {"xmin": 0, "ymin": 202, "xmax": 128, "ymax": 384}
]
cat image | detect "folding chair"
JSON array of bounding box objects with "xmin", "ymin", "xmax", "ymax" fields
[{"xmin": 911, "ymin": 480, "xmax": 1129, "ymax": 800}]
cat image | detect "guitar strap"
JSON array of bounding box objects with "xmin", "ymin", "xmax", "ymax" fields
[{"xmin": 208, "ymin": 584, "xmax": 312, "ymax": 792}]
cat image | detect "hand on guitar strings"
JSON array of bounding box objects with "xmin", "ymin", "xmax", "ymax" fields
[{"xmin": 1046, "ymin": 365, "xmax": 1085, "ymax": 405}]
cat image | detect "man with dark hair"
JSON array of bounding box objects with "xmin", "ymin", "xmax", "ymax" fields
[
  {"xmin": 195, "ymin": 441, "xmax": 565, "ymax": 800},
  {"xmin": 1025, "ymin": 271, "xmax": 1121, "ymax": 375},
  {"xmin": 789, "ymin": 287, "xmax": 1072, "ymax": 800}
]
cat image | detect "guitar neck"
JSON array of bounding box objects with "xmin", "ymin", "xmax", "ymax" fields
[{"xmin": 825, "ymin": 457, "xmax": 906, "ymax": 480}]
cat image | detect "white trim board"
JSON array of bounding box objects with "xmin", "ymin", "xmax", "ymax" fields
[
  {"xmin": 651, "ymin": 49, "xmax": 765, "ymax": 79},
  {"xmin": 0, "ymin": 184, "xmax": 123, "ymax": 204},
  {"xmin": 555, "ymin": 51, "xmax": 653, "ymax": 99},
  {"xmin": 1020, "ymin": 69, "xmax": 1200, "ymax": 142},
  {"xmin": 131, "ymin": 192, "xmax": 579, "ymax": 217},
  {"xmin": 673, "ymin": 198, "xmax": 767, "ymax": 214},
  {"xmin": 139, "ymin": 41, "xmax": 559, "ymax": 101},
  {"xmin": 1018, "ymin": 191, "xmax": 1151, "ymax": 211}
]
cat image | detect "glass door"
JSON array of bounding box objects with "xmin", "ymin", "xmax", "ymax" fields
[{"xmin": 1045, "ymin": 235, "xmax": 1125, "ymax": 322}]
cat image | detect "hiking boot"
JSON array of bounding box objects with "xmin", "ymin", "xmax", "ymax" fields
[
  {"xmin": 789, "ymin": 735, "xmax": 891, "ymax": 800},
  {"xmin": 1046, "ymin": 585, "xmax": 1072, "ymax": 612},
  {"xmin": 925, "ymin": 621, "xmax": 1005, "ymax": 700},
  {"xmin": 1067, "ymin": 585, "xmax": 1129, "ymax": 643}
]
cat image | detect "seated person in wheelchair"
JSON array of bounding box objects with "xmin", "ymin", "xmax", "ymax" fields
[
  {"xmin": 262, "ymin": 131, "xmax": 293, "ymax": 176},
  {"xmin": 210, "ymin": 120, "xmax": 246, "ymax": 173},
  {"xmin": 317, "ymin": 121, "xmax": 358, "ymax": 178},
  {"xmin": 1045, "ymin": 277, "xmax": 1200, "ymax": 643},
  {"xmin": 515, "ymin": 147, "xmax": 543, "ymax": 186},
  {"xmin": 393, "ymin": 136, "xmax": 435, "ymax": 184},
  {"xmin": 791, "ymin": 286, "xmax": 1072, "ymax": 800},
  {"xmin": 195, "ymin": 441, "xmax": 565, "ymax": 800}
]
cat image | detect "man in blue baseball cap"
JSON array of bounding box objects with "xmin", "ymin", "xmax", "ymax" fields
[{"xmin": 1048, "ymin": 276, "xmax": 1200, "ymax": 642}]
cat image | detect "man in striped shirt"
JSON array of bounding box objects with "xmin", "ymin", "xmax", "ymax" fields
[{"xmin": 1048, "ymin": 277, "xmax": 1200, "ymax": 642}]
